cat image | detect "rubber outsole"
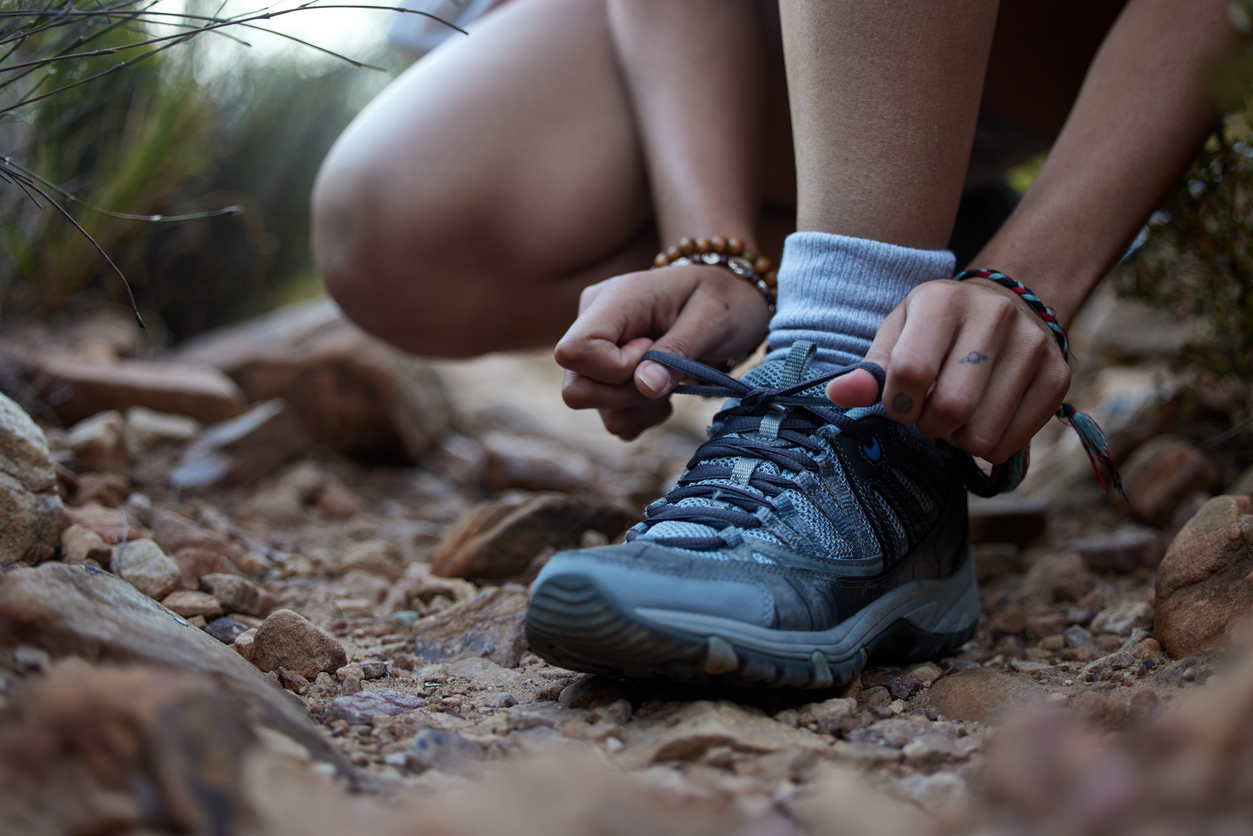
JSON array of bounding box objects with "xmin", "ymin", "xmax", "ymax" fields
[{"xmin": 524, "ymin": 562, "xmax": 979, "ymax": 690}]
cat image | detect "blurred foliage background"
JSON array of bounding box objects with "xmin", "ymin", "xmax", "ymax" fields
[
  {"xmin": 1117, "ymin": 0, "xmax": 1253, "ymax": 444},
  {"xmin": 0, "ymin": 0, "xmax": 405, "ymax": 340}
]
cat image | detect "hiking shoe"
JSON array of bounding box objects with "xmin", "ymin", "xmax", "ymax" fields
[{"xmin": 524, "ymin": 341, "xmax": 978, "ymax": 689}]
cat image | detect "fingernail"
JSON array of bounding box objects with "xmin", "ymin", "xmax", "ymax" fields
[{"xmin": 638, "ymin": 362, "xmax": 670, "ymax": 395}]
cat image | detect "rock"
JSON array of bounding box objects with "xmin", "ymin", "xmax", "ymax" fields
[
  {"xmin": 63, "ymin": 504, "xmax": 150, "ymax": 544},
  {"xmin": 384, "ymin": 563, "xmax": 477, "ymax": 614},
  {"xmin": 432, "ymin": 492, "xmax": 634, "ymax": 580},
  {"xmin": 1156, "ymin": 495, "xmax": 1253, "ymax": 658},
  {"xmin": 927, "ymin": 667, "xmax": 1048, "ymax": 724},
  {"xmin": 0, "ymin": 393, "xmax": 64, "ymax": 564},
  {"xmin": 72, "ymin": 472, "xmax": 131, "ymax": 507},
  {"xmin": 1085, "ymin": 365, "xmax": 1182, "ymax": 461},
  {"xmin": 337, "ymin": 539, "xmax": 403, "ymax": 581},
  {"xmin": 66, "ymin": 410, "xmax": 129, "ymax": 474},
  {"xmin": 406, "ymin": 728, "xmax": 485, "ymax": 773},
  {"xmin": 0, "ymin": 563, "xmax": 349, "ymax": 775},
  {"xmin": 558, "ymin": 676, "xmax": 625, "ymax": 710},
  {"xmin": 205, "ymin": 617, "xmax": 249, "ymax": 644},
  {"xmin": 34, "ymin": 357, "xmax": 245, "ymax": 425},
  {"xmin": 360, "ymin": 661, "xmax": 388, "ymax": 679},
  {"xmin": 123, "ymin": 406, "xmax": 201, "ymax": 451},
  {"xmin": 387, "ymin": 610, "xmax": 421, "ymax": 631},
  {"xmin": 161, "ymin": 590, "xmax": 223, "ymax": 619},
  {"xmin": 151, "ymin": 510, "xmax": 240, "ymax": 564},
  {"xmin": 112, "ymin": 539, "xmax": 181, "ymax": 600},
  {"xmin": 967, "ymin": 495, "xmax": 1048, "ymax": 547},
  {"xmin": 328, "ymin": 688, "xmax": 428, "ymax": 725},
  {"xmin": 233, "ymin": 628, "xmax": 257, "ymax": 661},
  {"xmin": 0, "ymin": 664, "xmax": 262, "ymax": 834},
  {"xmin": 172, "ymin": 547, "xmax": 241, "ymax": 590},
  {"xmin": 480, "ymin": 431, "xmax": 603, "ymax": 495},
  {"xmin": 1119, "ymin": 436, "xmax": 1219, "ymax": 528},
  {"xmin": 200, "ymin": 573, "xmax": 271, "ymax": 617},
  {"xmin": 174, "ymin": 297, "xmax": 451, "ymax": 462},
  {"xmin": 170, "ymin": 400, "xmax": 299, "ymax": 491},
  {"xmin": 1071, "ymin": 526, "xmax": 1163, "ymax": 573},
  {"xmin": 1231, "ymin": 464, "xmax": 1253, "ymax": 497},
  {"xmin": 973, "ymin": 542, "xmax": 1019, "ymax": 581},
  {"xmin": 249, "ymin": 609, "xmax": 347, "ymax": 680},
  {"xmin": 619, "ymin": 700, "xmax": 824, "ymax": 769},
  {"xmin": 60, "ymin": 523, "xmax": 111, "ymax": 566},
  {"xmin": 1018, "ymin": 551, "xmax": 1094, "ymax": 605},
  {"xmin": 1064, "ymin": 624, "xmax": 1094, "ymax": 647},
  {"xmin": 314, "ymin": 479, "xmax": 365, "ymax": 519},
  {"xmin": 411, "ymin": 586, "xmax": 530, "ymax": 668},
  {"xmin": 807, "ymin": 697, "xmax": 858, "ymax": 726},
  {"xmin": 1089, "ymin": 600, "xmax": 1153, "ymax": 636}
]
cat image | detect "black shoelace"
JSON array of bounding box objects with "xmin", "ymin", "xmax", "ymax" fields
[{"xmin": 625, "ymin": 351, "xmax": 885, "ymax": 550}]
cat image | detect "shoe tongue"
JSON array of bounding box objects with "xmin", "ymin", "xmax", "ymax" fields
[{"xmin": 741, "ymin": 340, "xmax": 816, "ymax": 389}]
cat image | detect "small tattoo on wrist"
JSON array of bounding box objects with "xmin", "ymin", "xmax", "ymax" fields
[
  {"xmin": 959, "ymin": 351, "xmax": 989, "ymax": 365},
  {"xmin": 892, "ymin": 393, "xmax": 913, "ymax": 414}
]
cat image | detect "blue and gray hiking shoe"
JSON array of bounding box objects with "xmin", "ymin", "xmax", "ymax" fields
[{"xmin": 524, "ymin": 341, "xmax": 979, "ymax": 689}]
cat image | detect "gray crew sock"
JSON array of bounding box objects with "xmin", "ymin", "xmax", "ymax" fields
[{"xmin": 763, "ymin": 231, "xmax": 957, "ymax": 371}]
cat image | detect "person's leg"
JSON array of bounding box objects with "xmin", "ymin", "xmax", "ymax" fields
[
  {"xmin": 312, "ymin": 0, "xmax": 654, "ymax": 357},
  {"xmin": 312, "ymin": 0, "xmax": 794, "ymax": 359},
  {"xmin": 763, "ymin": 1, "xmax": 997, "ymax": 377}
]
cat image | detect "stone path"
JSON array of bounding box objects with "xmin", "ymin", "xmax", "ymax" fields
[{"xmin": 2, "ymin": 299, "xmax": 1252, "ymax": 835}]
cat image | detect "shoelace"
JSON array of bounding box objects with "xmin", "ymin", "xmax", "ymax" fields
[
  {"xmin": 625, "ymin": 351, "xmax": 885, "ymax": 550},
  {"xmin": 628, "ymin": 349, "xmax": 1125, "ymax": 550}
]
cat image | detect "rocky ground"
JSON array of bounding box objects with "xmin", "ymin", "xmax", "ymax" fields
[{"xmin": 2, "ymin": 292, "xmax": 1253, "ymax": 836}]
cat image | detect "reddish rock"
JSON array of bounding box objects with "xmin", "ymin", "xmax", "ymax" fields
[
  {"xmin": 314, "ymin": 480, "xmax": 365, "ymax": 519},
  {"xmin": 968, "ymin": 495, "xmax": 1048, "ymax": 547},
  {"xmin": 151, "ymin": 510, "xmax": 240, "ymax": 564},
  {"xmin": 1071, "ymin": 527, "xmax": 1164, "ymax": 573},
  {"xmin": 161, "ymin": 590, "xmax": 223, "ymax": 620},
  {"xmin": 71, "ymin": 472, "xmax": 131, "ymax": 508},
  {"xmin": 1118, "ymin": 436, "xmax": 1218, "ymax": 528},
  {"xmin": 0, "ymin": 393, "xmax": 64, "ymax": 564},
  {"xmin": 1155, "ymin": 495, "xmax": 1253, "ymax": 658},
  {"xmin": 175, "ymin": 298, "xmax": 450, "ymax": 462},
  {"xmin": 432, "ymin": 492, "xmax": 634, "ymax": 580},
  {"xmin": 249, "ymin": 609, "xmax": 347, "ymax": 680},
  {"xmin": 66, "ymin": 410, "xmax": 129, "ymax": 475},
  {"xmin": 411, "ymin": 586, "xmax": 530, "ymax": 668},
  {"xmin": 927, "ymin": 667, "xmax": 1048, "ymax": 724},
  {"xmin": 171, "ymin": 547, "xmax": 240, "ymax": 590},
  {"xmin": 34, "ymin": 357, "xmax": 245, "ymax": 425},
  {"xmin": 112, "ymin": 540, "xmax": 181, "ymax": 600},
  {"xmin": 59, "ymin": 523, "xmax": 112, "ymax": 567},
  {"xmin": 200, "ymin": 573, "xmax": 271, "ymax": 617},
  {"xmin": 63, "ymin": 504, "xmax": 150, "ymax": 545},
  {"xmin": 480, "ymin": 431, "xmax": 602, "ymax": 495}
]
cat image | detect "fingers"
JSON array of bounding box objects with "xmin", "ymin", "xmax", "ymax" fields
[
  {"xmin": 598, "ymin": 400, "xmax": 673, "ymax": 441},
  {"xmin": 847, "ymin": 281, "xmax": 1070, "ymax": 461}
]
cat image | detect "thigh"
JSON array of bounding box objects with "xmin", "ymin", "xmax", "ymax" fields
[{"xmin": 319, "ymin": 0, "xmax": 652, "ymax": 285}]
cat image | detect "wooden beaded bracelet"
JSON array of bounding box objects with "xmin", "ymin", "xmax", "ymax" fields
[{"xmin": 652, "ymin": 236, "xmax": 778, "ymax": 310}]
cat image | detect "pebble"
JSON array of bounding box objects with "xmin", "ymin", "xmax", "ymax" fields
[
  {"xmin": 328, "ymin": 688, "xmax": 428, "ymax": 725},
  {"xmin": 248, "ymin": 609, "xmax": 347, "ymax": 680},
  {"xmin": 112, "ymin": 540, "xmax": 181, "ymax": 600},
  {"xmin": 200, "ymin": 573, "xmax": 271, "ymax": 617},
  {"xmin": 160, "ymin": 590, "xmax": 223, "ymax": 620},
  {"xmin": 205, "ymin": 617, "xmax": 249, "ymax": 644},
  {"xmin": 406, "ymin": 728, "xmax": 486, "ymax": 773},
  {"xmin": 360, "ymin": 662, "xmax": 389, "ymax": 680},
  {"xmin": 1064, "ymin": 625, "xmax": 1094, "ymax": 648},
  {"xmin": 386, "ymin": 610, "xmax": 421, "ymax": 631}
]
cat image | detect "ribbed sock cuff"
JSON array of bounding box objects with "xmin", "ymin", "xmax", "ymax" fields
[{"xmin": 764, "ymin": 231, "xmax": 957, "ymax": 369}]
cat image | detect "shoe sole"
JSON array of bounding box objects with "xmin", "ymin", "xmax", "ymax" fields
[{"xmin": 524, "ymin": 549, "xmax": 979, "ymax": 689}]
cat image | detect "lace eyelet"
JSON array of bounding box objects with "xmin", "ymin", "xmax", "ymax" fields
[{"xmin": 862, "ymin": 436, "xmax": 882, "ymax": 462}]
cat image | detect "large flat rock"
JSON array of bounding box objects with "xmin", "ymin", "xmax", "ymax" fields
[
  {"xmin": 0, "ymin": 562, "xmax": 350, "ymax": 777},
  {"xmin": 34, "ymin": 357, "xmax": 246, "ymax": 425}
]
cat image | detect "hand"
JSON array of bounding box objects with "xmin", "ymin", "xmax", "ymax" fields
[
  {"xmin": 555, "ymin": 264, "xmax": 771, "ymax": 440},
  {"xmin": 826, "ymin": 278, "xmax": 1071, "ymax": 463}
]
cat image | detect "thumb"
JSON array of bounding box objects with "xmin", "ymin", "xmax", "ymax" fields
[
  {"xmin": 826, "ymin": 305, "xmax": 904, "ymax": 407},
  {"xmin": 634, "ymin": 296, "xmax": 728, "ymax": 398}
]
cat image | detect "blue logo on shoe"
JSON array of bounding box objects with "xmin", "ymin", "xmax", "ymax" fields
[{"xmin": 863, "ymin": 436, "xmax": 882, "ymax": 462}]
